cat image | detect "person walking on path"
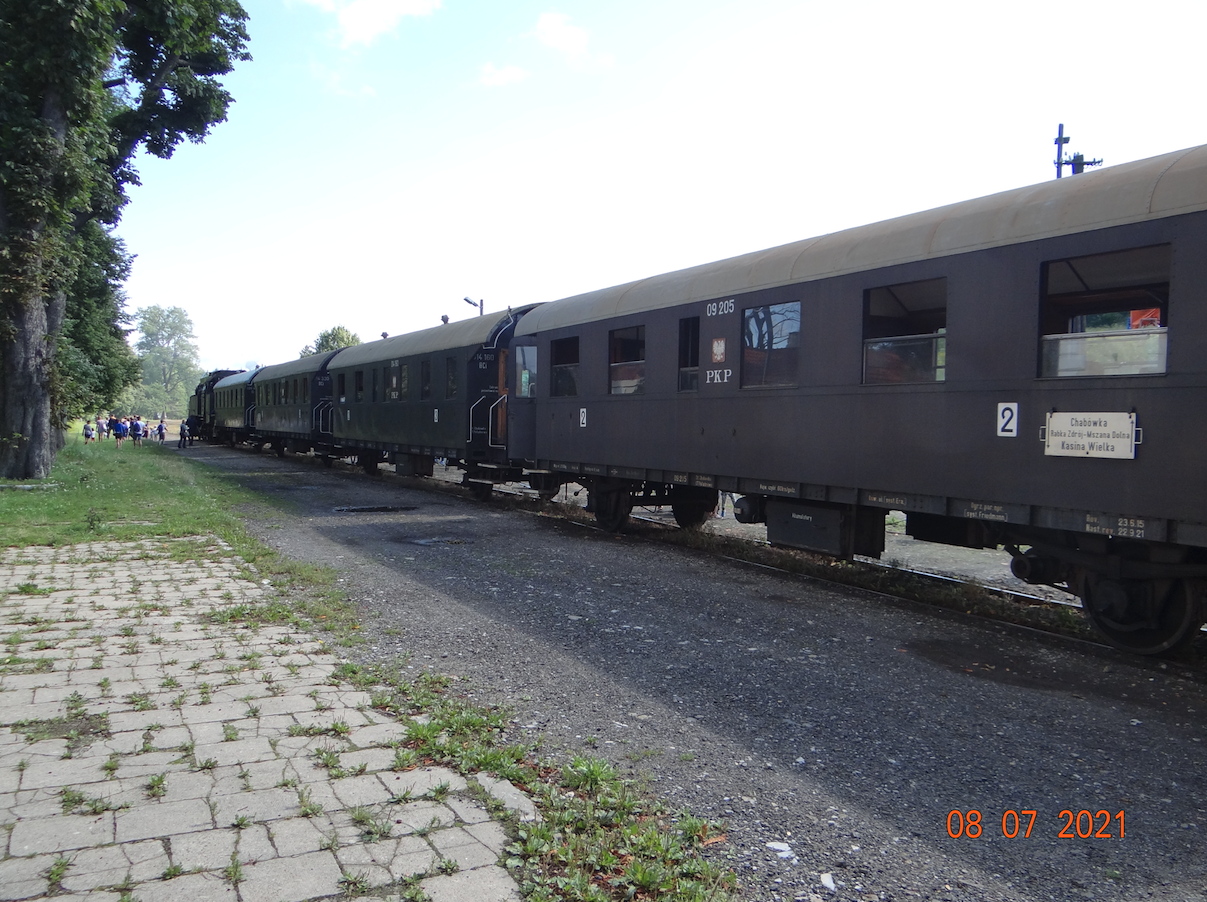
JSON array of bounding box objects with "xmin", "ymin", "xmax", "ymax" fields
[
  {"xmin": 95, "ymin": 417, "xmax": 107, "ymax": 441},
  {"xmin": 130, "ymin": 416, "xmax": 144, "ymax": 448},
  {"xmin": 82, "ymin": 421, "xmax": 95, "ymax": 443},
  {"xmin": 178, "ymin": 419, "xmax": 190, "ymax": 449},
  {"xmin": 113, "ymin": 417, "xmax": 128, "ymax": 449},
  {"xmin": 157, "ymin": 420, "xmax": 167, "ymax": 444}
]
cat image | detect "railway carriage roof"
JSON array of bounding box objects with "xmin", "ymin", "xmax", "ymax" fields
[
  {"xmin": 213, "ymin": 370, "xmax": 257, "ymax": 391},
  {"xmin": 254, "ymin": 350, "xmax": 341, "ymax": 382},
  {"xmin": 328, "ymin": 309, "xmax": 531, "ymax": 368},
  {"xmin": 517, "ymin": 143, "xmax": 1207, "ymax": 335}
]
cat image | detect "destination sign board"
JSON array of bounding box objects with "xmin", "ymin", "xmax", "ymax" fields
[{"xmin": 1044, "ymin": 411, "xmax": 1138, "ymax": 460}]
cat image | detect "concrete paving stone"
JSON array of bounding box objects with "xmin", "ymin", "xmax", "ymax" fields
[
  {"xmin": 464, "ymin": 820, "xmax": 509, "ymax": 854},
  {"xmin": 0, "ymin": 769, "xmax": 19, "ymax": 795},
  {"xmin": 211, "ymin": 787, "xmax": 300, "ymax": 824},
  {"xmin": 444, "ymin": 796, "xmax": 492, "ymax": 826},
  {"xmin": 164, "ymin": 827, "xmax": 238, "ymax": 871},
  {"xmin": 191, "ymin": 737, "xmax": 276, "ymax": 768},
  {"xmin": 91, "ymin": 732, "xmax": 146, "ymax": 756},
  {"xmin": 233, "ymin": 822, "xmax": 276, "ymax": 863},
  {"xmin": 267, "ymin": 817, "xmax": 329, "ymax": 857},
  {"xmin": 329, "ymin": 773, "xmax": 395, "ymax": 809},
  {"xmin": 9, "ymin": 787, "xmax": 69, "ymax": 819},
  {"xmin": 421, "ymin": 866, "xmax": 522, "ymax": 902},
  {"xmin": 338, "ymin": 746, "xmax": 396, "ymax": 774},
  {"xmin": 249, "ymin": 713, "xmax": 295, "ymax": 736},
  {"xmin": 251, "ymin": 696, "xmax": 314, "ymax": 717},
  {"xmin": 107, "ymin": 710, "xmax": 182, "ymax": 734},
  {"xmin": 134, "ymin": 871, "xmax": 235, "ymax": 902},
  {"xmin": 156, "ymin": 769, "xmax": 214, "ymax": 801},
  {"xmin": 177, "ymin": 702, "xmax": 249, "ymax": 725},
  {"xmin": 337, "ymin": 859, "xmax": 394, "ymax": 888},
  {"xmin": 237, "ymin": 849, "xmax": 344, "ymax": 902},
  {"xmin": 390, "ymin": 800, "xmax": 453, "ymax": 833},
  {"xmin": 432, "ymin": 837, "xmax": 499, "ymax": 871},
  {"xmin": 384, "ymin": 836, "xmax": 438, "ymax": 880},
  {"xmin": 9, "ymin": 812, "xmax": 115, "ymax": 854},
  {"xmin": 59, "ymin": 838, "xmax": 169, "ymax": 891},
  {"xmin": 476, "ymin": 776, "xmax": 540, "ymax": 823},
  {"xmin": 19, "ymin": 756, "xmax": 117, "ymax": 791},
  {"xmin": 114, "ymin": 797, "xmax": 212, "ymax": 842},
  {"xmin": 385, "ymin": 767, "xmax": 467, "ymax": 798},
  {"xmin": 0, "ymin": 689, "xmax": 35, "ymax": 706},
  {"xmin": 0, "ymin": 852, "xmax": 55, "ymax": 901},
  {"xmin": 108, "ymin": 751, "xmax": 187, "ymax": 780},
  {"xmin": 147, "ymin": 726, "xmax": 192, "ymax": 751},
  {"xmin": 347, "ymin": 723, "xmax": 404, "ymax": 749}
]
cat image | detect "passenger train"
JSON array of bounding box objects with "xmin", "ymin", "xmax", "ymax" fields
[{"xmin": 191, "ymin": 144, "xmax": 1207, "ymax": 656}]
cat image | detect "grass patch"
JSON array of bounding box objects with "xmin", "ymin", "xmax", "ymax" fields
[{"xmin": 0, "ymin": 428, "xmax": 359, "ymax": 640}]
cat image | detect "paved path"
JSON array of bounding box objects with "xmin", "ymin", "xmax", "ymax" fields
[{"xmin": 0, "ymin": 540, "xmax": 533, "ymax": 902}]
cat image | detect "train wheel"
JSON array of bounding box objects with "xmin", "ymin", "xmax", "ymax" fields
[
  {"xmin": 321, "ymin": 455, "xmax": 334, "ymax": 468},
  {"xmin": 671, "ymin": 488, "xmax": 718, "ymax": 530},
  {"xmin": 593, "ymin": 490, "xmax": 632, "ymax": 532},
  {"xmin": 362, "ymin": 455, "xmax": 379, "ymax": 475},
  {"xmin": 468, "ymin": 480, "xmax": 493, "ymax": 502},
  {"xmin": 1082, "ymin": 576, "xmax": 1203, "ymax": 655},
  {"xmin": 276, "ymin": 443, "xmax": 286, "ymax": 458}
]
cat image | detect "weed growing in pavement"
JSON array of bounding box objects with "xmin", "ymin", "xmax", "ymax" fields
[
  {"xmin": 222, "ymin": 723, "xmax": 239, "ymax": 742},
  {"xmin": 45, "ymin": 856, "xmax": 71, "ymax": 888},
  {"xmin": 339, "ymin": 872, "xmax": 370, "ymax": 896},
  {"xmin": 297, "ymin": 787, "xmax": 323, "ymax": 817},
  {"xmin": 162, "ymin": 864, "xmax": 184, "ymax": 880},
  {"xmin": 222, "ymin": 853, "xmax": 243, "ymax": 885},
  {"xmin": 349, "ymin": 806, "xmax": 393, "ymax": 842},
  {"xmin": 146, "ymin": 773, "xmax": 167, "ymax": 799}
]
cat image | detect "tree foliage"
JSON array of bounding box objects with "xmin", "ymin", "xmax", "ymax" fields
[
  {"xmin": 300, "ymin": 325, "xmax": 361, "ymax": 358},
  {"xmin": 118, "ymin": 304, "xmax": 203, "ymax": 418},
  {"xmin": 0, "ymin": 0, "xmax": 250, "ymax": 478}
]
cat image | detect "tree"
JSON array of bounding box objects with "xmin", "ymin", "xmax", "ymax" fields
[
  {"xmin": 0, "ymin": 1, "xmax": 250, "ymax": 478},
  {"xmin": 119, "ymin": 305, "xmax": 202, "ymax": 418},
  {"xmin": 300, "ymin": 326, "xmax": 361, "ymax": 358}
]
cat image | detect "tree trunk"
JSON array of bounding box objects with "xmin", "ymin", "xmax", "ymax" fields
[{"xmin": 0, "ymin": 284, "xmax": 55, "ymax": 479}]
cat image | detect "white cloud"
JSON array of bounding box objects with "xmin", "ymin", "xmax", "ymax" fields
[
  {"xmin": 310, "ymin": 61, "xmax": 377, "ymax": 97},
  {"xmin": 535, "ymin": 12, "xmax": 589, "ymax": 60},
  {"xmin": 295, "ymin": 0, "xmax": 442, "ymax": 47},
  {"xmin": 479, "ymin": 63, "xmax": 528, "ymax": 87}
]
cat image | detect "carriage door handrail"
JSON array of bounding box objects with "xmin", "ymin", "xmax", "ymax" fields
[
  {"xmin": 489, "ymin": 395, "xmax": 507, "ymax": 448},
  {"xmin": 314, "ymin": 400, "xmax": 333, "ymax": 435}
]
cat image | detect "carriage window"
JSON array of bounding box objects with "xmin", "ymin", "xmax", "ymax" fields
[
  {"xmin": 354, "ymin": 371, "xmax": 364, "ymax": 402},
  {"xmin": 609, "ymin": 326, "xmax": 645, "ymax": 394},
  {"xmin": 679, "ymin": 317, "xmax": 700, "ymax": 391},
  {"xmin": 302, "ymin": 379, "xmax": 308, "ymax": 403},
  {"xmin": 1040, "ymin": 244, "xmax": 1170, "ymax": 377},
  {"xmin": 863, "ymin": 277, "xmax": 946, "ymax": 384},
  {"xmin": 515, "ymin": 345, "xmax": 538, "ymax": 398},
  {"xmin": 337, "ymin": 374, "xmax": 346, "ymax": 403},
  {"xmin": 371, "ymin": 368, "xmax": 378, "ymax": 403},
  {"xmin": 446, "ymin": 357, "xmax": 457, "ymax": 399},
  {"xmin": 399, "ymin": 363, "xmax": 409, "ymax": 399},
  {"xmin": 550, "ymin": 337, "xmax": 579, "ymax": 397},
  {"xmin": 420, "ymin": 360, "xmax": 431, "ymax": 399},
  {"xmin": 741, "ymin": 302, "xmax": 800, "ymax": 387}
]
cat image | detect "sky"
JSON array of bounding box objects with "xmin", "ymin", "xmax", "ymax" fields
[{"xmin": 115, "ymin": 0, "xmax": 1207, "ymax": 371}]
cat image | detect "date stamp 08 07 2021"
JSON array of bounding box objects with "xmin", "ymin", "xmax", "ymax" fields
[{"xmin": 946, "ymin": 809, "xmax": 1126, "ymax": 839}]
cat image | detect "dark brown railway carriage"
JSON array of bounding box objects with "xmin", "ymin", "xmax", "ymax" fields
[
  {"xmin": 327, "ymin": 308, "xmax": 538, "ymax": 489},
  {"xmin": 509, "ymin": 144, "xmax": 1207, "ymax": 654},
  {"xmin": 212, "ymin": 369, "xmax": 257, "ymax": 445},
  {"xmin": 188, "ymin": 369, "xmax": 241, "ymax": 440},
  {"xmin": 253, "ymin": 351, "xmax": 340, "ymax": 457}
]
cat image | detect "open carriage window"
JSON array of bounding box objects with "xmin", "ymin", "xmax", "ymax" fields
[
  {"xmin": 863, "ymin": 277, "xmax": 946, "ymax": 384},
  {"xmin": 1040, "ymin": 244, "xmax": 1170, "ymax": 377}
]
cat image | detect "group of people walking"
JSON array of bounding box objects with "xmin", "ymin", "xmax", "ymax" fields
[{"xmin": 82, "ymin": 415, "xmax": 171, "ymax": 448}]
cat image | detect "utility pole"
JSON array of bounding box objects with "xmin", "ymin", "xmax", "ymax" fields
[{"xmin": 1054, "ymin": 124, "xmax": 1102, "ymax": 178}]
